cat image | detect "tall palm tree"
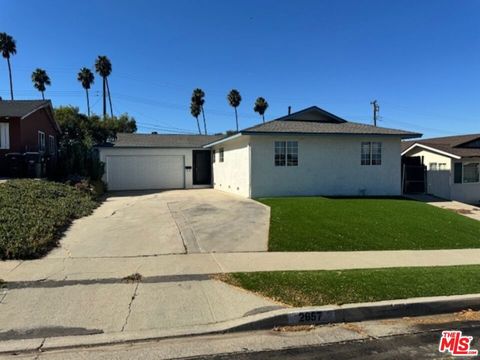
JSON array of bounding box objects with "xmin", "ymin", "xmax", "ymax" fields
[
  {"xmin": 191, "ymin": 88, "xmax": 207, "ymax": 134},
  {"xmin": 190, "ymin": 102, "xmax": 202, "ymax": 134},
  {"xmin": 31, "ymin": 68, "xmax": 51, "ymax": 100},
  {"xmin": 77, "ymin": 67, "xmax": 95, "ymax": 116},
  {"xmin": 0, "ymin": 32, "xmax": 17, "ymax": 100},
  {"xmin": 227, "ymin": 89, "xmax": 242, "ymax": 132},
  {"xmin": 95, "ymin": 55, "xmax": 112, "ymax": 119},
  {"xmin": 254, "ymin": 97, "xmax": 269, "ymax": 123}
]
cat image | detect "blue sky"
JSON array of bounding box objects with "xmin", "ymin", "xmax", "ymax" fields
[{"xmin": 1, "ymin": 0, "xmax": 479, "ymax": 137}]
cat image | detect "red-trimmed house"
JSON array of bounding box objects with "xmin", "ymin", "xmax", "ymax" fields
[{"xmin": 0, "ymin": 100, "xmax": 61, "ymax": 177}]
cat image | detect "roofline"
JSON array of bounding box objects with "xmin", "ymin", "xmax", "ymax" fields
[
  {"xmin": 202, "ymin": 132, "xmax": 243, "ymax": 147},
  {"xmin": 241, "ymin": 131, "xmax": 420, "ymax": 139},
  {"xmin": 273, "ymin": 106, "xmax": 348, "ymax": 123},
  {"xmin": 401, "ymin": 143, "xmax": 462, "ymax": 159},
  {"xmin": 96, "ymin": 145, "xmax": 211, "ymax": 149},
  {"xmin": 21, "ymin": 101, "xmax": 62, "ymax": 134}
]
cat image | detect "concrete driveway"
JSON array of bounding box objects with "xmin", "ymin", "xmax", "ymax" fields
[{"xmin": 48, "ymin": 189, "xmax": 269, "ymax": 258}]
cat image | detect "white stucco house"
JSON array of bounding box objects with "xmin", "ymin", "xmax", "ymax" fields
[
  {"xmin": 402, "ymin": 134, "xmax": 480, "ymax": 204},
  {"xmin": 97, "ymin": 106, "xmax": 420, "ymax": 197}
]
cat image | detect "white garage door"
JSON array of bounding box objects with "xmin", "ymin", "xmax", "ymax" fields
[{"xmin": 106, "ymin": 155, "xmax": 185, "ymax": 191}]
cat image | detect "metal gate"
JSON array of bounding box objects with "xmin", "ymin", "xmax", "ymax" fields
[{"xmin": 402, "ymin": 156, "xmax": 426, "ymax": 194}]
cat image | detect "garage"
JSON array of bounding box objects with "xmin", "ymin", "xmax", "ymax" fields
[
  {"xmin": 97, "ymin": 133, "xmax": 223, "ymax": 191},
  {"xmin": 106, "ymin": 155, "xmax": 185, "ymax": 191}
]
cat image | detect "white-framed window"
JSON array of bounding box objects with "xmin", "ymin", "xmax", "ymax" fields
[
  {"xmin": 0, "ymin": 122, "xmax": 9, "ymax": 150},
  {"xmin": 212, "ymin": 149, "xmax": 216, "ymax": 163},
  {"xmin": 49, "ymin": 135, "xmax": 55, "ymax": 155},
  {"xmin": 38, "ymin": 131, "xmax": 46, "ymax": 152},
  {"xmin": 219, "ymin": 148, "xmax": 224, "ymax": 162},
  {"xmin": 275, "ymin": 141, "xmax": 298, "ymax": 167},
  {"xmin": 361, "ymin": 142, "xmax": 382, "ymax": 166},
  {"xmin": 429, "ymin": 162, "xmax": 438, "ymax": 171}
]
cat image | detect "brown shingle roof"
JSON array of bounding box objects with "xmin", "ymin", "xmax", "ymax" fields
[
  {"xmin": 103, "ymin": 133, "xmax": 226, "ymax": 148},
  {"xmin": 402, "ymin": 134, "xmax": 480, "ymax": 158}
]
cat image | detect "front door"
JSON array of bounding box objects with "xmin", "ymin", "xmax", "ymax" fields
[{"xmin": 193, "ymin": 150, "xmax": 212, "ymax": 185}]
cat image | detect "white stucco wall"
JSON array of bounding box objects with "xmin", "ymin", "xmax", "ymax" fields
[
  {"xmin": 451, "ymin": 157, "xmax": 480, "ymax": 204},
  {"xmin": 403, "ymin": 148, "xmax": 452, "ymax": 170},
  {"xmin": 211, "ymin": 136, "xmax": 251, "ymax": 197},
  {"xmin": 98, "ymin": 147, "xmax": 198, "ymax": 189},
  {"xmin": 249, "ymin": 135, "xmax": 402, "ymax": 198}
]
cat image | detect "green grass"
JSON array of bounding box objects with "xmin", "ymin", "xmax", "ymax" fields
[
  {"xmin": 260, "ymin": 197, "xmax": 480, "ymax": 251},
  {"xmin": 222, "ymin": 266, "xmax": 480, "ymax": 307},
  {"xmin": 0, "ymin": 179, "xmax": 98, "ymax": 260}
]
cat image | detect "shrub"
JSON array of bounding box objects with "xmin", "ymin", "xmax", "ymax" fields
[{"xmin": 0, "ymin": 179, "xmax": 98, "ymax": 259}]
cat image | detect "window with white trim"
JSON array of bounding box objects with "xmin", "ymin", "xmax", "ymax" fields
[
  {"xmin": 429, "ymin": 162, "xmax": 438, "ymax": 171},
  {"xmin": 38, "ymin": 131, "xmax": 46, "ymax": 152},
  {"xmin": 275, "ymin": 141, "xmax": 298, "ymax": 167},
  {"xmin": 212, "ymin": 149, "xmax": 216, "ymax": 163},
  {"xmin": 0, "ymin": 123, "xmax": 9, "ymax": 150},
  {"xmin": 49, "ymin": 135, "xmax": 55, "ymax": 155},
  {"xmin": 361, "ymin": 142, "xmax": 382, "ymax": 166},
  {"xmin": 219, "ymin": 148, "xmax": 224, "ymax": 162}
]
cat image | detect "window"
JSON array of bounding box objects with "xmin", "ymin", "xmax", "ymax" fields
[
  {"xmin": 438, "ymin": 163, "xmax": 447, "ymax": 170},
  {"xmin": 429, "ymin": 162, "xmax": 438, "ymax": 171},
  {"xmin": 463, "ymin": 162, "xmax": 479, "ymax": 183},
  {"xmin": 453, "ymin": 162, "xmax": 480, "ymax": 184},
  {"xmin": 49, "ymin": 135, "xmax": 55, "ymax": 155},
  {"xmin": 212, "ymin": 149, "xmax": 216, "ymax": 163},
  {"xmin": 275, "ymin": 141, "xmax": 298, "ymax": 167},
  {"xmin": 219, "ymin": 148, "xmax": 224, "ymax": 162},
  {"xmin": 0, "ymin": 123, "xmax": 9, "ymax": 150},
  {"xmin": 361, "ymin": 142, "xmax": 382, "ymax": 166},
  {"xmin": 38, "ymin": 131, "xmax": 46, "ymax": 152}
]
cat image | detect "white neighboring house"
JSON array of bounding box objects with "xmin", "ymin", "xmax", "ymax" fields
[
  {"xmin": 204, "ymin": 106, "xmax": 420, "ymax": 198},
  {"xmin": 402, "ymin": 134, "xmax": 480, "ymax": 204}
]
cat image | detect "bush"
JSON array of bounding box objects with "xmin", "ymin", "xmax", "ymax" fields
[{"xmin": 0, "ymin": 179, "xmax": 99, "ymax": 259}]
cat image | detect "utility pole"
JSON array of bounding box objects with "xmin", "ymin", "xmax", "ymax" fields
[{"xmin": 370, "ymin": 100, "xmax": 380, "ymax": 127}]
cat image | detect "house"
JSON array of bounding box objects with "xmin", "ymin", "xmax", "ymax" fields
[
  {"xmin": 97, "ymin": 133, "xmax": 224, "ymax": 191},
  {"xmin": 402, "ymin": 134, "xmax": 480, "ymax": 204},
  {"xmin": 98, "ymin": 106, "xmax": 421, "ymax": 197},
  {"xmin": 0, "ymin": 100, "xmax": 61, "ymax": 177}
]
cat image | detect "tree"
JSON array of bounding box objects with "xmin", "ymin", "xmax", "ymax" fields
[
  {"xmin": 31, "ymin": 68, "xmax": 51, "ymax": 100},
  {"xmin": 254, "ymin": 97, "xmax": 269, "ymax": 123},
  {"xmin": 227, "ymin": 89, "xmax": 242, "ymax": 132},
  {"xmin": 77, "ymin": 68, "xmax": 95, "ymax": 116},
  {"xmin": 191, "ymin": 88, "xmax": 207, "ymax": 134},
  {"xmin": 95, "ymin": 55, "xmax": 113, "ymax": 119},
  {"xmin": 190, "ymin": 102, "xmax": 202, "ymax": 134},
  {"xmin": 0, "ymin": 32, "xmax": 17, "ymax": 100}
]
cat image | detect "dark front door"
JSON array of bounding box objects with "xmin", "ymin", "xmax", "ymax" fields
[{"xmin": 193, "ymin": 150, "xmax": 212, "ymax": 185}]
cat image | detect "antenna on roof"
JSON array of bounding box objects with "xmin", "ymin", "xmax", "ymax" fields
[
  {"xmin": 370, "ymin": 100, "xmax": 380, "ymax": 127},
  {"xmin": 288, "ymin": 106, "xmax": 291, "ymax": 115}
]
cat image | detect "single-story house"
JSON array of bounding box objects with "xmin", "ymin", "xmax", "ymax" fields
[
  {"xmin": 402, "ymin": 134, "xmax": 480, "ymax": 204},
  {"xmin": 99, "ymin": 106, "xmax": 420, "ymax": 197},
  {"xmin": 0, "ymin": 100, "xmax": 60, "ymax": 176}
]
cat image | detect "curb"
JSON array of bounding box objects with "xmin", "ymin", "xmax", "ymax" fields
[{"xmin": 2, "ymin": 293, "xmax": 480, "ymax": 354}]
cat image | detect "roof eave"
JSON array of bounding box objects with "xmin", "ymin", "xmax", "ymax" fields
[
  {"xmin": 242, "ymin": 130, "xmax": 422, "ymax": 139},
  {"xmin": 401, "ymin": 143, "xmax": 461, "ymax": 159}
]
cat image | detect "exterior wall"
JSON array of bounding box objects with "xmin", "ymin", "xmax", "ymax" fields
[
  {"xmin": 0, "ymin": 118, "xmax": 21, "ymax": 175},
  {"xmin": 98, "ymin": 147, "xmax": 202, "ymax": 189},
  {"xmin": 451, "ymin": 157, "xmax": 480, "ymax": 204},
  {"xmin": 249, "ymin": 135, "xmax": 402, "ymax": 198},
  {"xmin": 403, "ymin": 148, "xmax": 451, "ymax": 170},
  {"xmin": 21, "ymin": 108, "xmax": 58, "ymax": 155},
  {"xmin": 211, "ymin": 136, "xmax": 251, "ymax": 197}
]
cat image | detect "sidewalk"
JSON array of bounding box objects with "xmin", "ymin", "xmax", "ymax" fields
[{"xmin": 2, "ymin": 249, "xmax": 480, "ymax": 283}]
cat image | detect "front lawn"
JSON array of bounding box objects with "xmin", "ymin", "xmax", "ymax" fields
[
  {"xmin": 260, "ymin": 197, "xmax": 480, "ymax": 251},
  {"xmin": 0, "ymin": 179, "xmax": 98, "ymax": 259},
  {"xmin": 221, "ymin": 266, "xmax": 480, "ymax": 307}
]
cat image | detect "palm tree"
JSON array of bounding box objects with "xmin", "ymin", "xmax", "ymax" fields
[
  {"xmin": 31, "ymin": 68, "xmax": 51, "ymax": 100},
  {"xmin": 191, "ymin": 88, "xmax": 207, "ymax": 134},
  {"xmin": 0, "ymin": 32, "xmax": 17, "ymax": 100},
  {"xmin": 95, "ymin": 55, "xmax": 112, "ymax": 119},
  {"xmin": 227, "ymin": 89, "xmax": 242, "ymax": 132},
  {"xmin": 77, "ymin": 68, "xmax": 95, "ymax": 116},
  {"xmin": 190, "ymin": 102, "xmax": 202, "ymax": 134},
  {"xmin": 254, "ymin": 97, "xmax": 269, "ymax": 123}
]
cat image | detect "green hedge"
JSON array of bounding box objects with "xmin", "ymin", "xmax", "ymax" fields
[{"xmin": 0, "ymin": 179, "xmax": 98, "ymax": 259}]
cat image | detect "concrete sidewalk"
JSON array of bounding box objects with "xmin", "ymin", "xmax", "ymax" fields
[
  {"xmin": 406, "ymin": 194, "xmax": 480, "ymax": 222},
  {"xmin": 2, "ymin": 249, "xmax": 480, "ymax": 283}
]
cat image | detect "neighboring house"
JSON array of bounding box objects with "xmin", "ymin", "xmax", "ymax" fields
[
  {"xmin": 402, "ymin": 134, "xmax": 480, "ymax": 204},
  {"xmin": 99, "ymin": 106, "xmax": 420, "ymax": 197},
  {"xmin": 0, "ymin": 100, "xmax": 61, "ymax": 176},
  {"xmin": 97, "ymin": 133, "xmax": 224, "ymax": 191}
]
